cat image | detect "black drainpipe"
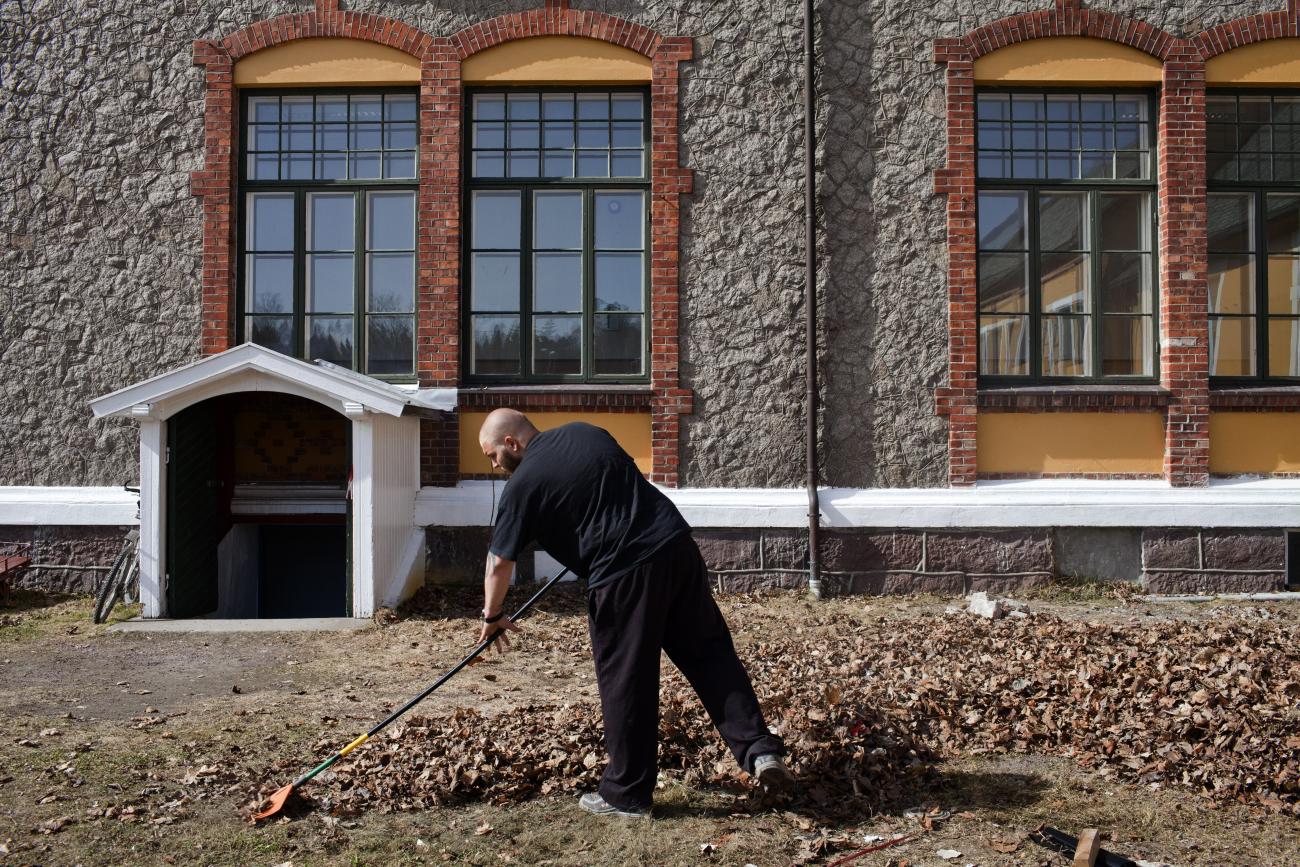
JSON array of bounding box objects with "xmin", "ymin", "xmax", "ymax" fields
[{"xmin": 804, "ymin": 0, "xmax": 822, "ymax": 599}]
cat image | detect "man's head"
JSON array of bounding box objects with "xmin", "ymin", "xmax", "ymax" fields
[{"xmin": 478, "ymin": 408, "xmax": 539, "ymax": 475}]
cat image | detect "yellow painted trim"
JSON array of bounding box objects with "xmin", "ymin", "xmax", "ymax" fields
[
  {"xmin": 976, "ymin": 413, "xmax": 1165, "ymax": 474},
  {"xmin": 1207, "ymin": 39, "xmax": 1300, "ymax": 86},
  {"xmin": 1209, "ymin": 412, "xmax": 1300, "ymax": 473},
  {"xmin": 974, "ymin": 37, "xmax": 1163, "ymax": 85},
  {"xmin": 462, "ymin": 36, "xmax": 652, "ymax": 84},
  {"xmin": 234, "ymin": 38, "xmax": 420, "ymax": 87},
  {"xmin": 459, "ymin": 411, "xmax": 653, "ymax": 476}
]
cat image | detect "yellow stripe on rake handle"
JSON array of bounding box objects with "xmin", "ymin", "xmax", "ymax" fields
[{"xmin": 339, "ymin": 733, "xmax": 370, "ymax": 757}]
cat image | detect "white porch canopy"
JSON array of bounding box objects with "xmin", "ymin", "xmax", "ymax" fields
[{"xmin": 90, "ymin": 344, "xmax": 453, "ymax": 619}]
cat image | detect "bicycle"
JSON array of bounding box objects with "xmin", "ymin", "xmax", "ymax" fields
[{"xmin": 93, "ymin": 487, "xmax": 141, "ymax": 624}]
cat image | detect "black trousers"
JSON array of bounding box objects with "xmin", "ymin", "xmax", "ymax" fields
[{"xmin": 586, "ymin": 534, "xmax": 785, "ymax": 811}]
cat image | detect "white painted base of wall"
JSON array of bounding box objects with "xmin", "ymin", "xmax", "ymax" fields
[{"xmin": 6, "ymin": 478, "xmax": 1300, "ymax": 531}]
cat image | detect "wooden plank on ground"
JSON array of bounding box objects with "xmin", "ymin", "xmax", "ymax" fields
[{"xmin": 1073, "ymin": 828, "xmax": 1102, "ymax": 867}]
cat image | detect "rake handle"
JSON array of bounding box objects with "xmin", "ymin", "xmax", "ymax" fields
[{"xmin": 291, "ymin": 567, "xmax": 572, "ymax": 789}]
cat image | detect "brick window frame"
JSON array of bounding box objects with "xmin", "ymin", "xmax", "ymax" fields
[
  {"xmin": 932, "ymin": 0, "xmax": 1207, "ymax": 487},
  {"xmin": 192, "ymin": 1, "xmax": 694, "ymax": 488}
]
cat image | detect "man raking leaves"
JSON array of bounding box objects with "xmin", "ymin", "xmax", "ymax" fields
[{"xmin": 476, "ymin": 409, "xmax": 792, "ymax": 818}]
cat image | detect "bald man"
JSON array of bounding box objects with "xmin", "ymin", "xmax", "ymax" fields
[{"xmin": 476, "ymin": 409, "xmax": 790, "ymax": 818}]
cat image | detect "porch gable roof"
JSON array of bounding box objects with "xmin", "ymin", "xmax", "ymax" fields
[{"xmin": 89, "ymin": 343, "xmax": 455, "ymax": 420}]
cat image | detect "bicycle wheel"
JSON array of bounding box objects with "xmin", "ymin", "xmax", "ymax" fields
[{"xmin": 94, "ymin": 544, "xmax": 131, "ymax": 624}]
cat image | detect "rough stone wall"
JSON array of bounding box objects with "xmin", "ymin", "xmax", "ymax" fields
[
  {"xmin": 1, "ymin": 0, "xmax": 1287, "ymax": 489},
  {"xmin": 0, "ymin": 525, "xmax": 129, "ymax": 593}
]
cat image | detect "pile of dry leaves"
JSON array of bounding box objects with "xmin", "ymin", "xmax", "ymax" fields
[{"xmin": 244, "ymin": 605, "xmax": 1299, "ymax": 820}]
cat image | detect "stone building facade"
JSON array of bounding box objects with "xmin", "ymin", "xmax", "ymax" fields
[{"xmin": 2, "ymin": 0, "xmax": 1298, "ymax": 610}]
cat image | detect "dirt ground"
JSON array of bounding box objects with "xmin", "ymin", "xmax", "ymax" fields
[{"xmin": 0, "ymin": 583, "xmax": 1297, "ymax": 866}]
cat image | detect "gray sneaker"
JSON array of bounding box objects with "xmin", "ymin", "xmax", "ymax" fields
[
  {"xmin": 752, "ymin": 754, "xmax": 796, "ymax": 791},
  {"xmin": 578, "ymin": 792, "xmax": 651, "ymax": 819}
]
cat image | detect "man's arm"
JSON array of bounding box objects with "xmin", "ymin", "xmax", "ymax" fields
[{"xmin": 478, "ymin": 551, "xmax": 520, "ymax": 652}]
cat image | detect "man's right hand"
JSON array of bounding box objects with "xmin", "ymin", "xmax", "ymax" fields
[{"xmin": 478, "ymin": 614, "xmax": 520, "ymax": 654}]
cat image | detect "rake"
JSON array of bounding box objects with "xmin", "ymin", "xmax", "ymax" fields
[{"xmin": 252, "ymin": 567, "xmax": 571, "ymax": 821}]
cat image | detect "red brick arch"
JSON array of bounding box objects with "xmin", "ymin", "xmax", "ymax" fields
[
  {"xmin": 192, "ymin": 2, "xmax": 694, "ymax": 487},
  {"xmin": 1194, "ymin": 4, "xmax": 1300, "ymax": 59}
]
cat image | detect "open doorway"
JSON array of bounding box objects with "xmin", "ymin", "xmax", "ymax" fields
[{"xmin": 166, "ymin": 393, "xmax": 350, "ymax": 618}]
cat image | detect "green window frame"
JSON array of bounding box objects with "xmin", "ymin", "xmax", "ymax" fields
[
  {"xmin": 237, "ymin": 89, "xmax": 418, "ymax": 381},
  {"xmin": 1207, "ymin": 92, "xmax": 1300, "ymax": 382},
  {"xmin": 975, "ymin": 90, "xmax": 1160, "ymax": 384},
  {"xmin": 463, "ymin": 88, "xmax": 651, "ymax": 383}
]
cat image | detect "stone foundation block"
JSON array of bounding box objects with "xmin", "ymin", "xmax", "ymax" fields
[
  {"xmin": 967, "ymin": 573, "xmax": 1053, "ymax": 595},
  {"xmin": 821, "ymin": 531, "xmax": 922, "ymax": 572},
  {"xmin": 762, "ymin": 531, "xmax": 808, "ymax": 570},
  {"xmin": 713, "ymin": 571, "xmax": 807, "ymax": 593},
  {"xmin": 880, "ymin": 571, "xmax": 965, "ymax": 595},
  {"xmin": 1142, "ymin": 570, "xmax": 1285, "ymax": 594},
  {"xmin": 1202, "ymin": 530, "xmax": 1285, "ymax": 571},
  {"xmin": 694, "ymin": 530, "xmax": 761, "ymax": 572},
  {"xmin": 925, "ymin": 530, "xmax": 1052, "ymax": 574},
  {"xmin": 0, "ymin": 525, "xmax": 130, "ymax": 594},
  {"xmin": 1141, "ymin": 529, "xmax": 1200, "ymax": 569}
]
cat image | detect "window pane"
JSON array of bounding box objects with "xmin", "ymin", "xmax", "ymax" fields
[
  {"xmin": 249, "ymin": 316, "xmax": 292, "ymax": 355},
  {"xmin": 248, "ymin": 254, "xmax": 293, "ymax": 313},
  {"xmin": 384, "ymin": 151, "xmax": 416, "ymax": 179},
  {"xmin": 509, "ymin": 152, "xmax": 540, "ymax": 177},
  {"xmin": 1208, "ymin": 193, "xmax": 1254, "ymax": 252},
  {"xmin": 317, "ymin": 123, "xmax": 348, "ymax": 151},
  {"xmin": 368, "ymin": 253, "xmax": 415, "ymax": 313},
  {"xmin": 611, "ymin": 151, "xmax": 643, "ymax": 177},
  {"xmin": 475, "ymin": 122, "xmax": 506, "ymax": 148},
  {"xmin": 534, "ymin": 253, "xmax": 582, "ymax": 312},
  {"xmin": 534, "ymin": 191, "xmax": 583, "ymax": 249},
  {"xmin": 611, "ymin": 122, "xmax": 642, "ymax": 147},
  {"xmin": 977, "ymin": 253, "xmax": 1028, "ymax": 313},
  {"xmin": 472, "ymin": 315, "xmax": 520, "ymax": 375},
  {"xmin": 471, "ymin": 253, "xmax": 520, "ymax": 311},
  {"xmin": 368, "ymin": 191, "xmax": 415, "ymax": 250},
  {"xmin": 384, "ymin": 94, "xmax": 416, "ymax": 122},
  {"xmin": 309, "ymin": 193, "xmax": 354, "ymax": 251},
  {"xmin": 533, "ymin": 315, "xmax": 582, "ymax": 375},
  {"xmin": 576, "ymin": 151, "xmax": 609, "ymax": 177},
  {"xmin": 350, "ymin": 152, "xmax": 381, "ymax": 179},
  {"xmin": 1210, "ymin": 317, "xmax": 1256, "ymax": 376},
  {"xmin": 611, "ymin": 94, "xmax": 643, "ymax": 120},
  {"xmin": 1209, "ymin": 151, "xmax": 1237, "ymax": 182},
  {"xmin": 1207, "ymin": 122, "xmax": 1236, "ymax": 152},
  {"xmin": 594, "ymin": 313, "xmax": 642, "ymax": 375},
  {"xmin": 367, "ymin": 316, "xmax": 414, "ymax": 375},
  {"xmin": 577, "ymin": 93, "xmax": 609, "ymax": 119},
  {"xmin": 1267, "ymin": 256, "xmax": 1300, "ymax": 314},
  {"xmin": 351, "ymin": 122, "xmax": 382, "ymax": 151},
  {"xmin": 317, "ymin": 154, "xmax": 348, "ymax": 180},
  {"xmin": 472, "ymin": 191, "xmax": 521, "ymax": 250},
  {"xmin": 977, "ymin": 94, "xmax": 1010, "ymax": 121},
  {"xmin": 250, "ymin": 96, "xmax": 280, "ymax": 123},
  {"xmin": 1266, "ymin": 194, "xmax": 1300, "ymax": 253},
  {"xmin": 248, "ymin": 194, "xmax": 294, "ymax": 251},
  {"xmin": 316, "ymin": 96, "xmax": 348, "ymax": 122},
  {"xmin": 1208, "ymin": 254, "xmax": 1256, "ymax": 314},
  {"xmin": 1207, "ymin": 96, "xmax": 1237, "ymax": 123},
  {"xmin": 251, "ymin": 124, "xmax": 279, "ymax": 151},
  {"xmin": 543, "ymin": 93, "xmax": 575, "ymax": 119},
  {"xmin": 1099, "ymin": 193, "xmax": 1150, "ymax": 251},
  {"xmin": 1039, "ymin": 192, "xmax": 1087, "ymax": 251},
  {"xmin": 979, "ymin": 315, "xmax": 1029, "ymax": 375},
  {"xmin": 308, "ymin": 254, "xmax": 354, "ymax": 313},
  {"xmin": 543, "ymin": 151, "xmax": 575, "ymax": 177},
  {"xmin": 594, "ymin": 192, "xmax": 644, "ymax": 249},
  {"xmin": 1040, "ymin": 253, "xmax": 1089, "ymax": 313},
  {"xmin": 543, "ymin": 122, "xmax": 574, "ymax": 148},
  {"xmin": 977, "ymin": 191, "xmax": 1026, "ymax": 251},
  {"xmin": 1268, "ymin": 318, "xmax": 1300, "ymax": 377},
  {"xmin": 474, "ymin": 95, "xmax": 506, "ymax": 121},
  {"xmin": 250, "ymin": 154, "xmax": 279, "ymax": 180},
  {"xmin": 595, "ymin": 252, "xmax": 644, "ymax": 312},
  {"xmin": 1101, "ymin": 316, "xmax": 1152, "ymax": 376},
  {"xmin": 350, "ymin": 96, "xmax": 382, "ymax": 122},
  {"xmin": 578, "ymin": 122, "xmax": 610, "ymax": 148},
  {"xmin": 509, "ymin": 122, "xmax": 540, "ymax": 148},
  {"xmin": 508, "ymin": 93, "xmax": 540, "ymax": 120},
  {"xmin": 308, "ymin": 316, "xmax": 353, "ymax": 367},
  {"xmin": 474, "ymin": 151, "xmax": 505, "ymax": 177},
  {"xmin": 1042, "ymin": 316, "xmax": 1090, "ymax": 377},
  {"xmin": 283, "ymin": 123, "xmax": 313, "ymax": 151},
  {"xmin": 1100, "ymin": 252, "xmax": 1151, "ymax": 314}
]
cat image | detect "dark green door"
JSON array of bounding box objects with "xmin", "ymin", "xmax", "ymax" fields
[{"xmin": 165, "ymin": 401, "xmax": 222, "ymax": 618}]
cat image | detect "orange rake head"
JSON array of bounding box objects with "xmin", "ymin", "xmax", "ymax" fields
[{"xmin": 252, "ymin": 784, "xmax": 296, "ymax": 822}]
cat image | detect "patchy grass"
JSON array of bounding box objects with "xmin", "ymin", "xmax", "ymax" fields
[
  {"xmin": 0, "ymin": 589, "xmax": 139, "ymax": 642},
  {"xmin": 1021, "ymin": 575, "xmax": 1142, "ymax": 603}
]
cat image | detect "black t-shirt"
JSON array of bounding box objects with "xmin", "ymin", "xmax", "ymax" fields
[{"xmin": 488, "ymin": 422, "xmax": 690, "ymax": 589}]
